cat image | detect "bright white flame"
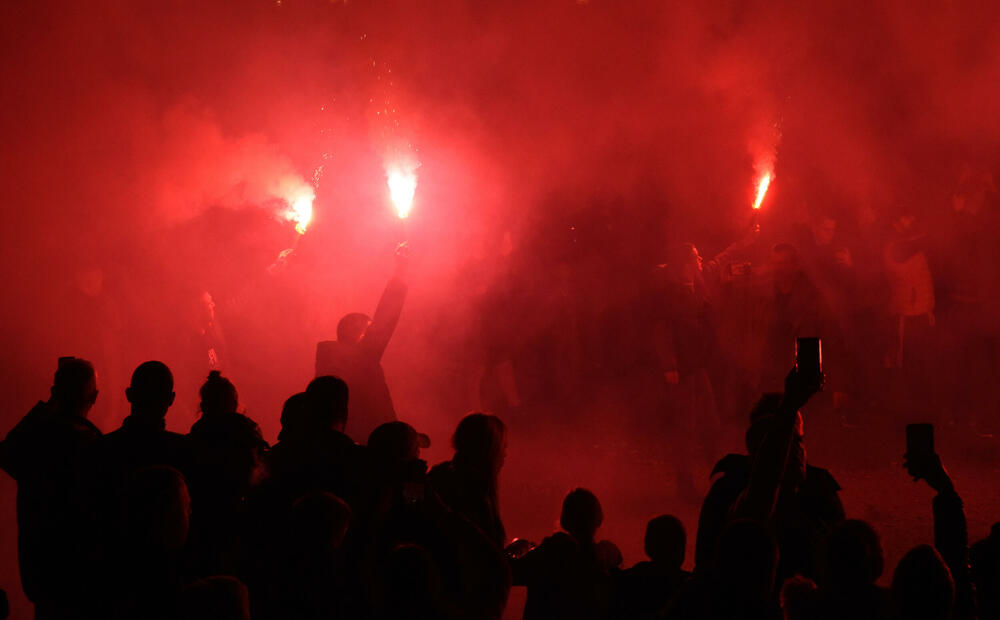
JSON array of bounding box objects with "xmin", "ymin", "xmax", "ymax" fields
[
  {"xmin": 387, "ymin": 166, "xmax": 417, "ymax": 219},
  {"xmin": 283, "ymin": 193, "xmax": 314, "ymax": 234},
  {"xmin": 753, "ymin": 173, "xmax": 772, "ymax": 210}
]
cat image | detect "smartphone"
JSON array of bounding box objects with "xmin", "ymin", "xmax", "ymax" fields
[
  {"xmin": 795, "ymin": 337, "xmax": 822, "ymax": 378},
  {"xmin": 906, "ymin": 423, "xmax": 935, "ymax": 458}
]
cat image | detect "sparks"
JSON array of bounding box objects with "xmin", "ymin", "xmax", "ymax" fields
[
  {"xmin": 753, "ymin": 173, "xmax": 772, "ymax": 210},
  {"xmin": 387, "ymin": 166, "xmax": 417, "ymax": 219}
]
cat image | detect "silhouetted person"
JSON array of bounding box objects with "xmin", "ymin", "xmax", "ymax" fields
[
  {"xmin": 185, "ymin": 371, "xmax": 268, "ymax": 577},
  {"xmin": 761, "ymin": 244, "xmax": 833, "ymax": 392},
  {"xmin": 509, "ymin": 488, "xmax": 622, "ymax": 620},
  {"xmin": 971, "ymin": 522, "xmax": 1000, "ymax": 620},
  {"xmin": 267, "ymin": 491, "xmax": 353, "ymax": 620},
  {"xmin": 613, "ymin": 514, "xmax": 691, "ymax": 619},
  {"xmin": 178, "ymin": 576, "xmax": 251, "ymax": 620},
  {"xmin": 95, "ymin": 361, "xmax": 187, "ymax": 494},
  {"xmin": 733, "ymin": 368, "xmax": 841, "ymax": 584},
  {"xmin": 884, "ymin": 214, "xmax": 936, "ymax": 418},
  {"xmin": 366, "ymin": 421, "xmax": 509, "ymax": 620},
  {"xmin": 104, "ymin": 465, "xmax": 191, "ymax": 620},
  {"xmin": 380, "ymin": 544, "xmax": 456, "ymax": 620},
  {"xmin": 654, "ymin": 243, "xmax": 721, "ymax": 503},
  {"xmin": 780, "ymin": 576, "xmax": 819, "ymax": 620},
  {"xmin": 316, "ymin": 244, "xmax": 409, "ymax": 443},
  {"xmin": 0, "ymin": 356, "xmax": 101, "ymax": 619},
  {"xmin": 264, "ymin": 376, "xmax": 365, "ymax": 508},
  {"xmin": 814, "ymin": 519, "xmax": 893, "ymax": 620},
  {"xmin": 695, "ymin": 387, "xmax": 843, "ymax": 582},
  {"xmin": 903, "ymin": 450, "xmax": 975, "ymax": 620},
  {"xmin": 666, "ymin": 519, "xmax": 780, "ymax": 620},
  {"xmin": 246, "ymin": 384, "xmax": 364, "ymax": 618},
  {"xmin": 428, "ymin": 413, "xmax": 507, "ymax": 548},
  {"xmin": 892, "ymin": 545, "xmax": 955, "ymax": 620},
  {"xmin": 276, "ymin": 391, "xmax": 310, "ymax": 441}
]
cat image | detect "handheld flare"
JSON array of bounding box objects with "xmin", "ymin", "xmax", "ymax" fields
[
  {"xmin": 285, "ymin": 194, "xmax": 314, "ymax": 234},
  {"xmin": 387, "ymin": 165, "xmax": 417, "ymax": 219},
  {"xmin": 753, "ymin": 173, "xmax": 772, "ymax": 210}
]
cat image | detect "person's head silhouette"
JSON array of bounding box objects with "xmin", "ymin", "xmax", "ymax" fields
[
  {"xmin": 279, "ymin": 391, "xmax": 309, "ymax": 438},
  {"xmin": 560, "ymin": 488, "xmax": 603, "ymax": 543},
  {"xmin": 668, "ymin": 242, "xmax": 703, "ymax": 285},
  {"xmin": 305, "ymin": 376, "xmax": 349, "ymax": 432},
  {"xmin": 892, "ymin": 545, "xmax": 954, "ymax": 620},
  {"xmin": 50, "ymin": 356, "xmax": 98, "ymax": 418},
  {"xmin": 825, "ymin": 519, "xmax": 884, "ymax": 590},
  {"xmin": 771, "ymin": 242, "xmax": 800, "ymax": 273},
  {"xmin": 289, "ymin": 491, "xmax": 352, "ymax": 556},
  {"xmin": 452, "ymin": 412, "xmax": 507, "ymax": 473},
  {"xmin": 337, "ymin": 312, "xmax": 371, "ymax": 345},
  {"xmin": 368, "ymin": 421, "xmax": 429, "ymax": 463},
  {"xmin": 179, "ymin": 576, "xmax": 250, "ymax": 620},
  {"xmin": 780, "ymin": 576, "xmax": 819, "ymax": 620},
  {"xmin": 125, "ymin": 361, "xmax": 175, "ymax": 421},
  {"xmin": 199, "ymin": 370, "xmax": 238, "ymax": 417},
  {"xmin": 120, "ymin": 465, "xmax": 190, "ymax": 553},
  {"xmin": 644, "ymin": 514, "xmax": 686, "ymax": 569}
]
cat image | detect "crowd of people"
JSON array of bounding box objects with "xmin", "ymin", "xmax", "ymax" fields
[
  {"xmin": 0, "ymin": 352, "xmax": 998, "ymax": 620},
  {"xmin": 463, "ymin": 165, "xmax": 1000, "ymax": 448},
  {"xmin": 0, "ymin": 169, "xmax": 998, "ymax": 620}
]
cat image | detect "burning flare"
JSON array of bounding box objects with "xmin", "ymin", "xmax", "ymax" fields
[
  {"xmin": 752, "ymin": 172, "xmax": 772, "ymax": 210},
  {"xmin": 282, "ymin": 192, "xmax": 314, "ymax": 234},
  {"xmin": 386, "ymin": 165, "xmax": 417, "ymax": 219}
]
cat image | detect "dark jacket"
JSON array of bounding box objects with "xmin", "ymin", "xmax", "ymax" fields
[
  {"xmin": 655, "ymin": 278, "xmax": 716, "ymax": 378},
  {"xmin": 187, "ymin": 412, "xmax": 267, "ymax": 509},
  {"xmin": 694, "ymin": 453, "xmax": 844, "ymax": 581},
  {"xmin": 511, "ymin": 532, "xmax": 618, "ymax": 620},
  {"xmin": 95, "ymin": 415, "xmax": 188, "ymax": 493},
  {"xmin": 265, "ymin": 428, "xmax": 366, "ymax": 509},
  {"xmin": 428, "ymin": 460, "xmax": 505, "ymax": 548},
  {"xmin": 0, "ymin": 401, "xmax": 102, "ymax": 603},
  {"xmin": 185, "ymin": 413, "xmax": 268, "ymax": 577},
  {"xmin": 316, "ymin": 278, "xmax": 408, "ymax": 444},
  {"xmin": 613, "ymin": 561, "xmax": 690, "ymax": 619}
]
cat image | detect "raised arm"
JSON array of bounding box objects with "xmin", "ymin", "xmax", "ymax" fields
[
  {"xmin": 905, "ymin": 452, "xmax": 976, "ymax": 620},
  {"xmin": 363, "ymin": 244, "xmax": 410, "ymax": 360},
  {"xmin": 734, "ymin": 368, "xmax": 822, "ymax": 522}
]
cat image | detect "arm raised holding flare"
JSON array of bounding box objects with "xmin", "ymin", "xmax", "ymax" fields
[
  {"xmin": 364, "ymin": 243, "xmax": 411, "ymax": 360},
  {"xmin": 315, "ymin": 244, "xmax": 410, "ymax": 444}
]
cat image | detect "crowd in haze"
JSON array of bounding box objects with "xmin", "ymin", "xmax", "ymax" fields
[
  {"xmin": 2, "ymin": 165, "xmax": 1000, "ymax": 619},
  {"xmin": 465, "ymin": 163, "xmax": 1000, "ymax": 438},
  {"xmin": 1, "ymin": 352, "xmax": 999, "ymax": 620}
]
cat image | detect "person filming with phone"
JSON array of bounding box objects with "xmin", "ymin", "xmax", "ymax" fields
[
  {"xmin": 898, "ymin": 424, "xmax": 976, "ymax": 620},
  {"xmin": 705, "ymin": 338, "xmax": 846, "ymax": 583}
]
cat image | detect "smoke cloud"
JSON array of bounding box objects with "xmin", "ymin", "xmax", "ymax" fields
[{"xmin": 2, "ymin": 1, "xmax": 1000, "ymax": 614}]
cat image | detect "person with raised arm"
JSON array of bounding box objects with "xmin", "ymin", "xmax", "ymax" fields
[{"xmin": 316, "ymin": 243, "xmax": 410, "ymax": 444}]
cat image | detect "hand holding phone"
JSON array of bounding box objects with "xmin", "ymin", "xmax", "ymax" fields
[
  {"xmin": 783, "ymin": 338, "xmax": 824, "ymax": 411},
  {"xmin": 795, "ymin": 337, "xmax": 822, "ymax": 381},
  {"xmin": 904, "ymin": 423, "xmax": 952, "ymax": 493},
  {"xmin": 504, "ymin": 538, "xmax": 536, "ymax": 560}
]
